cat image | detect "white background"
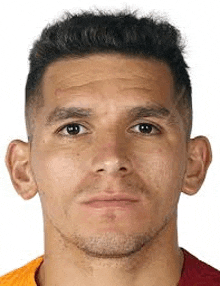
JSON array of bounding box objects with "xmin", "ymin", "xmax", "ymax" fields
[{"xmin": 0, "ymin": 0, "xmax": 220, "ymax": 276}]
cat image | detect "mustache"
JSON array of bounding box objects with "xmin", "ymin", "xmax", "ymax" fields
[{"xmin": 72, "ymin": 173, "xmax": 151, "ymax": 201}]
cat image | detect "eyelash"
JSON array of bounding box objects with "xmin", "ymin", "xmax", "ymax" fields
[
  {"xmin": 130, "ymin": 122, "xmax": 161, "ymax": 135},
  {"xmin": 57, "ymin": 123, "xmax": 88, "ymax": 136},
  {"xmin": 57, "ymin": 122, "xmax": 161, "ymax": 137}
]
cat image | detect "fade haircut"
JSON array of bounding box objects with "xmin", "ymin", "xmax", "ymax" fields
[{"xmin": 25, "ymin": 10, "xmax": 192, "ymax": 141}]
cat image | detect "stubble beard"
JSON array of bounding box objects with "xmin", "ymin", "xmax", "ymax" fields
[
  {"xmin": 48, "ymin": 177, "xmax": 178, "ymax": 260},
  {"xmin": 71, "ymin": 232, "xmax": 150, "ymax": 258},
  {"xmin": 56, "ymin": 213, "xmax": 172, "ymax": 260}
]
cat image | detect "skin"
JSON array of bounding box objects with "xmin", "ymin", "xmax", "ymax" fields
[{"xmin": 6, "ymin": 54, "xmax": 212, "ymax": 286}]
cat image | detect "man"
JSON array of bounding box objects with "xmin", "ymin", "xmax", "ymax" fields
[{"xmin": 0, "ymin": 10, "xmax": 219, "ymax": 286}]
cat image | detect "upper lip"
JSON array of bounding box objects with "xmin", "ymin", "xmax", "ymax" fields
[{"xmin": 80, "ymin": 194, "xmax": 140, "ymax": 204}]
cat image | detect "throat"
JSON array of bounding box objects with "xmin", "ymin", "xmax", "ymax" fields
[{"xmin": 34, "ymin": 246, "xmax": 184, "ymax": 286}]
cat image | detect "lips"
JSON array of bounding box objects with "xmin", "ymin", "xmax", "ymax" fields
[{"xmin": 80, "ymin": 194, "xmax": 140, "ymax": 208}]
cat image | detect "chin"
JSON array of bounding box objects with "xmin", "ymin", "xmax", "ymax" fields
[{"xmin": 69, "ymin": 231, "xmax": 152, "ymax": 258}]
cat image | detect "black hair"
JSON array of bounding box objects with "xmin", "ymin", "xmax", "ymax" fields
[{"xmin": 25, "ymin": 10, "xmax": 192, "ymax": 139}]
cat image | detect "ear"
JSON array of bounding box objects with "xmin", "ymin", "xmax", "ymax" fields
[
  {"xmin": 182, "ymin": 136, "xmax": 212, "ymax": 195},
  {"xmin": 5, "ymin": 140, "xmax": 38, "ymax": 200}
]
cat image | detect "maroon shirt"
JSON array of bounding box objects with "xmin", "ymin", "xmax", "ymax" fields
[{"xmin": 178, "ymin": 249, "xmax": 220, "ymax": 285}]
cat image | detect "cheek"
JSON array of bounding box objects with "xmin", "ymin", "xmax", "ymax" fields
[
  {"xmin": 132, "ymin": 145, "xmax": 186, "ymax": 201},
  {"xmin": 32, "ymin": 151, "xmax": 81, "ymax": 188},
  {"xmin": 31, "ymin": 149, "xmax": 86, "ymax": 218},
  {"xmin": 132, "ymin": 147, "xmax": 185, "ymax": 226}
]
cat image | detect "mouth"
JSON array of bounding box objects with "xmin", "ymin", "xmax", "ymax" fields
[{"xmin": 80, "ymin": 194, "xmax": 140, "ymax": 209}]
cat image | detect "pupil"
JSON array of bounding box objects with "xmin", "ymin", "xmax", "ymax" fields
[
  {"xmin": 139, "ymin": 124, "xmax": 152, "ymax": 133},
  {"xmin": 67, "ymin": 124, "xmax": 80, "ymax": 135}
]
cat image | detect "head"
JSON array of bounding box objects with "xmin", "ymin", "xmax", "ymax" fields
[
  {"xmin": 6, "ymin": 10, "xmax": 211, "ymax": 259},
  {"xmin": 25, "ymin": 10, "xmax": 192, "ymax": 142}
]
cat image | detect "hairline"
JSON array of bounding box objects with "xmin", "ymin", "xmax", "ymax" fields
[{"xmin": 25, "ymin": 52, "xmax": 192, "ymax": 142}]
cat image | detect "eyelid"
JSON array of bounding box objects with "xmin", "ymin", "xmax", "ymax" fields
[
  {"xmin": 56, "ymin": 122, "xmax": 89, "ymax": 136},
  {"xmin": 129, "ymin": 122, "xmax": 161, "ymax": 135}
]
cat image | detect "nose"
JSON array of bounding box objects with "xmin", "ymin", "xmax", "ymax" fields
[{"xmin": 91, "ymin": 140, "xmax": 133, "ymax": 176}]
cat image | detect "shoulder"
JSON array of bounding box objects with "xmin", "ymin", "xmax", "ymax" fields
[
  {"xmin": 0, "ymin": 256, "xmax": 43, "ymax": 286},
  {"xmin": 179, "ymin": 248, "xmax": 220, "ymax": 285}
]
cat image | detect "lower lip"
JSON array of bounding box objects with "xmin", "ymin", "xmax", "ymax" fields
[{"xmin": 82, "ymin": 200, "xmax": 139, "ymax": 209}]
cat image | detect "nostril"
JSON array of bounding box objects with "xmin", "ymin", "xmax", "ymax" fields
[
  {"xmin": 96, "ymin": 166, "xmax": 127, "ymax": 173},
  {"xmin": 93, "ymin": 159, "xmax": 132, "ymax": 175},
  {"xmin": 120, "ymin": 167, "xmax": 127, "ymax": 171},
  {"xmin": 97, "ymin": 168, "xmax": 105, "ymax": 172}
]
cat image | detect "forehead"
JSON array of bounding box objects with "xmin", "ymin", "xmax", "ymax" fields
[{"xmin": 41, "ymin": 54, "xmax": 175, "ymax": 112}]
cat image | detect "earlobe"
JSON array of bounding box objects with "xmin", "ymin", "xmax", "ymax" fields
[
  {"xmin": 182, "ymin": 136, "xmax": 212, "ymax": 195},
  {"xmin": 5, "ymin": 140, "xmax": 38, "ymax": 200}
]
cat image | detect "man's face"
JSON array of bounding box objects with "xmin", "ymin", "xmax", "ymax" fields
[{"xmin": 30, "ymin": 54, "xmax": 187, "ymax": 257}]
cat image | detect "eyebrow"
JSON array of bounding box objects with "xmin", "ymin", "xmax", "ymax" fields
[
  {"xmin": 128, "ymin": 105, "xmax": 171, "ymax": 120},
  {"xmin": 46, "ymin": 107, "xmax": 93, "ymax": 125},
  {"xmin": 45, "ymin": 104, "xmax": 173, "ymax": 126}
]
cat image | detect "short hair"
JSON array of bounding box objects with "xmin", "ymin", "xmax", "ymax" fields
[{"xmin": 25, "ymin": 10, "xmax": 192, "ymax": 141}]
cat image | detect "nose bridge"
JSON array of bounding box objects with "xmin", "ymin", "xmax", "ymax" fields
[{"xmin": 92, "ymin": 129, "xmax": 132, "ymax": 175}]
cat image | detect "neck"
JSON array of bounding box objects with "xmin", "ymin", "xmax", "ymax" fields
[{"xmin": 36, "ymin": 216, "xmax": 184, "ymax": 286}]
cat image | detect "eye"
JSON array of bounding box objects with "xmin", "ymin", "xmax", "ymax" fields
[
  {"xmin": 58, "ymin": 123, "xmax": 87, "ymax": 136},
  {"xmin": 130, "ymin": 123, "xmax": 160, "ymax": 135}
]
